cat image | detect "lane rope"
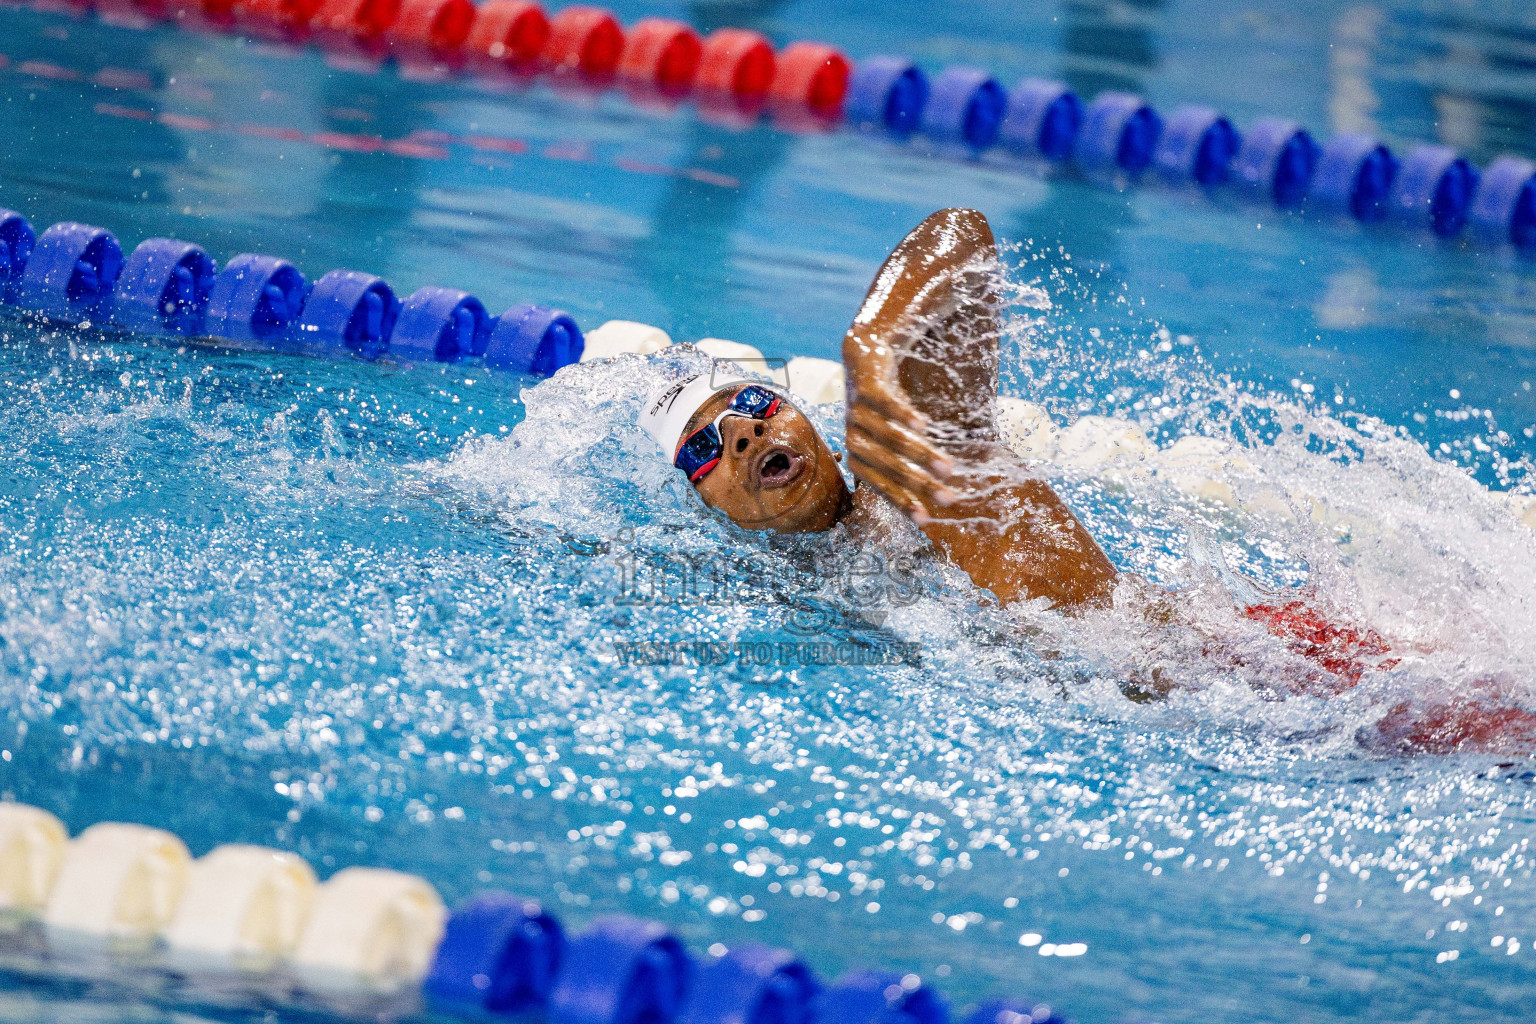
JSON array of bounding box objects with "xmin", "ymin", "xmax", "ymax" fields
[
  {"xmin": 0, "ymin": 802, "xmax": 1069, "ymax": 1024},
  {"xmin": 3, "ymin": 0, "xmax": 1534, "ymax": 251}
]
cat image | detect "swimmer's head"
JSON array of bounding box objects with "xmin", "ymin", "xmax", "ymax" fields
[{"xmin": 640, "ymin": 373, "xmax": 850, "ymax": 533}]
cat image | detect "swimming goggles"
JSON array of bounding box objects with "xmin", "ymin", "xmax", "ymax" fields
[{"xmin": 674, "ymin": 384, "xmax": 783, "ymax": 482}]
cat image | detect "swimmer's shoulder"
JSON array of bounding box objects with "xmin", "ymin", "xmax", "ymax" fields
[{"xmin": 841, "ymin": 484, "xmax": 928, "ymax": 546}]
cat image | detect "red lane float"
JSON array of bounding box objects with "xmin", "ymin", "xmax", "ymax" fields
[
  {"xmin": 94, "ymin": 0, "xmax": 168, "ymax": 24},
  {"xmin": 696, "ymin": 27, "xmax": 774, "ymax": 98},
  {"xmin": 617, "ymin": 17, "xmax": 701, "ymax": 95},
  {"xmin": 386, "ymin": 0, "xmax": 475, "ymax": 63},
  {"xmin": 462, "ymin": 0, "xmax": 548, "ymax": 70},
  {"xmin": 309, "ymin": 0, "xmax": 399, "ymax": 51},
  {"xmin": 232, "ymin": 0, "xmax": 324, "ymax": 40},
  {"xmin": 176, "ymin": 0, "xmax": 236, "ymax": 30},
  {"xmin": 12, "ymin": 0, "xmax": 854, "ymax": 127},
  {"xmin": 769, "ymin": 41, "xmax": 849, "ymax": 114},
  {"xmin": 541, "ymin": 5, "xmax": 623, "ymax": 79}
]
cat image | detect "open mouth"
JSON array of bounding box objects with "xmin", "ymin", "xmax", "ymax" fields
[{"xmin": 755, "ymin": 446, "xmax": 803, "ymax": 489}]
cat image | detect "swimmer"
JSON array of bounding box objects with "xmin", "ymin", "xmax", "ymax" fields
[
  {"xmin": 641, "ymin": 208, "xmax": 1118, "ymax": 611},
  {"xmin": 638, "ymin": 209, "xmax": 1536, "ymax": 753}
]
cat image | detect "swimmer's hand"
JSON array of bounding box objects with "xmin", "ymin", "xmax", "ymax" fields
[
  {"xmin": 842, "ymin": 208, "xmax": 999, "ymax": 520},
  {"xmin": 843, "ymin": 363, "xmax": 956, "ymax": 522},
  {"xmin": 842, "ymin": 209, "xmax": 1118, "ymax": 610}
]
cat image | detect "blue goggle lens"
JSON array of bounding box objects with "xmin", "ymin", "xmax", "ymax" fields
[
  {"xmin": 676, "ymin": 424, "xmax": 723, "ymax": 481},
  {"xmin": 674, "ymin": 385, "xmax": 783, "ymax": 482}
]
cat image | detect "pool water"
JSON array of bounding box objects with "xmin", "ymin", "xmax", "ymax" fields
[{"xmin": 2, "ymin": 1, "xmax": 1536, "ymax": 1022}]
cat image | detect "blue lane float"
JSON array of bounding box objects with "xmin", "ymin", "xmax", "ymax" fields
[
  {"xmin": 1076, "ymin": 91, "xmax": 1162, "ymax": 177},
  {"xmin": 391, "ymin": 286, "xmax": 492, "ymax": 362},
  {"xmin": 113, "ymin": 238, "xmax": 217, "ymax": 336},
  {"xmin": 839, "ymin": 60, "xmax": 1525, "ymax": 248},
  {"xmin": 920, "ymin": 67, "xmax": 1005, "ymax": 151},
  {"xmin": 1470, "ymin": 155, "xmax": 1536, "ymax": 252},
  {"xmin": 425, "ymin": 891, "xmax": 566, "ymax": 1016},
  {"xmin": 815, "ymin": 971, "xmax": 948, "ymax": 1024},
  {"xmin": 1390, "ymin": 144, "xmax": 1479, "ymax": 238},
  {"xmin": 0, "ymin": 209, "xmax": 36, "ymax": 303},
  {"xmin": 297, "ymin": 269, "xmax": 400, "ymax": 359},
  {"xmin": 998, "ymin": 79, "xmax": 1081, "ymax": 162},
  {"xmin": 679, "ymin": 945, "xmax": 819, "ymax": 1024},
  {"xmin": 0, "ymin": 804, "xmax": 1081, "ymax": 1024},
  {"xmin": 16, "ymin": 222, "xmax": 124, "ymax": 325},
  {"xmin": 961, "ymin": 999, "xmax": 1067, "ymax": 1024},
  {"xmin": 0, "ymin": 213, "xmax": 589, "ymax": 377},
  {"xmin": 486, "ymin": 303, "xmax": 585, "ymax": 375},
  {"xmin": 1232, "ymin": 117, "xmax": 1319, "ymax": 209},
  {"xmin": 205, "ymin": 254, "xmax": 309, "ymax": 343},
  {"xmin": 548, "ymin": 916, "xmax": 694, "ymax": 1024},
  {"xmin": 1155, "ymin": 105, "xmax": 1240, "ymax": 187},
  {"xmin": 1312, "ymin": 133, "xmax": 1398, "ymax": 222},
  {"xmin": 20, "ymin": 0, "xmax": 1536, "ymax": 255},
  {"xmin": 845, "ymin": 57, "xmax": 928, "ymax": 137}
]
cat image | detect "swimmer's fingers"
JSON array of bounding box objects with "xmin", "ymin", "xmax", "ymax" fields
[
  {"xmin": 849, "ymin": 378, "xmax": 927, "ymax": 435},
  {"xmin": 848, "ymin": 402, "xmax": 953, "ymax": 479},
  {"xmin": 847, "ymin": 433, "xmax": 956, "ymax": 513},
  {"xmin": 847, "ymin": 450, "xmax": 932, "ymax": 522}
]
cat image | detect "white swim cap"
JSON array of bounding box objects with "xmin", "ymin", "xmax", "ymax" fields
[{"xmin": 639, "ymin": 371, "xmax": 749, "ymax": 455}]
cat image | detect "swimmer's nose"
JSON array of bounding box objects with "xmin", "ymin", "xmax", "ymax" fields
[{"xmin": 719, "ymin": 414, "xmax": 766, "ymax": 461}]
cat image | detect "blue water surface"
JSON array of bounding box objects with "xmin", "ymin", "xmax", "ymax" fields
[{"xmin": 3, "ymin": 1, "xmax": 1536, "ymax": 1023}]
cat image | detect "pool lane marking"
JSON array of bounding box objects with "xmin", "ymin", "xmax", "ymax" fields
[
  {"xmin": 17, "ymin": 58, "xmax": 82, "ymax": 81},
  {"xmin": 93, "ymin": 101, "xmax": 451, "ymax": 158},
  {"xmin": 90, "ymin": 101, "xmax": 739, "ymax": 185},
  {"xmin": 407, "ymin": 129, "xmax": 739, "ymax": 186},
  {"xmin": 4, "ymin": 46, "xmax": 164, "ymax": 91},
  {"xmin": 6, "ymin": 47, "xmax": 741, "ymax": 187},
  {"xmin": 405, "ymin": 129, "xmax": 527, "ymax": 154}
]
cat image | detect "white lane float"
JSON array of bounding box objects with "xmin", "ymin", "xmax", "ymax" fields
[
  {"xmin": 786, "ymin": 356, "xmax": 846, "ymax": 405},
  {"xmin": 1053, "ymin": 414, "xmax": 1156, "ymax": 471},
  {"xmin": 694, "ymin": 337, "xmax": 768, "ymax": 372},
  {"xmin": 579, "ymin": 320, "xmax": 674, "ymax": 362},
  {"xmin": 42, "ymin": 822, "xmax": 191, "ymax": 939},
  {"xmin": 995, "ymin": 399, "xmax": 1485, "ymax": 551},
  {"xmin": 498, "ymin": 326, "xmax": 1536, "ymax": 535},
  {"xmin": 1507, "ymin": 493, "xmax": 1536, "ymax": 530},
  {"xmin": 291, "ymin": 867, "xmax": 446, "ymax": 989},
  {"xmin": 0, "ymin": 803, "xmax": 69, "ymax": 912},
  {"xmin": 578, "ymin": 322, "xmax": 845, "ymax": 406},
  {"xmin": 163, "ymin": 844, "xmax": 319, "ymax": 962},
  {"xmin": 1149, "ymin": 434, "xmax": 1258, "ymax": 507},
  {"xmin": 1001, "ymin": 397, "xmax": 1329, "ymax": 520},
  {"xmin": 997, "ymin": 396, "xmax": 1061, "ymax": 460}
]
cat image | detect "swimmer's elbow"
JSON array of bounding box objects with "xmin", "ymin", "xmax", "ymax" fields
[{"xmin": 1120, "ymin": 666, "xmax": 1176, "ymax": 703}]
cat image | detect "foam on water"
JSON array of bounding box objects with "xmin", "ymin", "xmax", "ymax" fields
[
  {"xmin": 428, "ymin": 251, "xmax": 1536, "ymax": 1016},
  {"xmin": 441, "ymin": 246, "xmax": 1536, "ymax": 757},
  {"xmin": 4, "ymin": 248, "xmax": 1536, "ymax": 1021},
  {"xmin": 974, "ymin": 247, "xmax": 1535, "ymax": 721}
]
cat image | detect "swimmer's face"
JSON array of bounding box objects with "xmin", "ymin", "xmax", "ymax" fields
[{"xmin": 683, "ymin": 387, "xmax": 850, "ymax": 533}]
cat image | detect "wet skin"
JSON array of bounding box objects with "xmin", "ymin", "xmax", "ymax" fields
[
  {"xmin": 679, "ymin": 208, "xmax": 1536, "ymax": 752},
  {"xmin": 682, "ymin": 389, "xmax": 851, "ymax": 534},
  {"xmin": 688, "ymin": 208, "xmax": 1119, "ymax": 611},
  {"xmin": 840, "ymin": 208, "xmax": 1120, "ymax": 610}
]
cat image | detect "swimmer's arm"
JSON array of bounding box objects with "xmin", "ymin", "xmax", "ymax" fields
[
  {"xmin": 842, "ymin": 437, "xmax": 1120, "ymax": 611},
  {"xmin": 842, "ymin": 209, "xmax": 1118, "ymax": 611}
]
